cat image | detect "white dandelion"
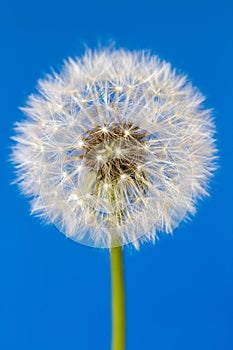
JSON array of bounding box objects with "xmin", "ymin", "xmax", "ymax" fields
[
  {"xmin": 12, "ymin": 47, "xmax": 217, "ymax": 350},
  {"xmin": 12, "ymin": 48, "xmax": 216, "ymax": 249}
]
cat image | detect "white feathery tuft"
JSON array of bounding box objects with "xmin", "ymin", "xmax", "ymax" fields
[{"xmin": 11, "ymin": 48, "xmax": 217, "ymax": 248}]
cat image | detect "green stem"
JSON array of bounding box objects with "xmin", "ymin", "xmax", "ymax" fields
[{"xmin": 110, "ymin": 246, "xmax": 125, "ymax": 350}]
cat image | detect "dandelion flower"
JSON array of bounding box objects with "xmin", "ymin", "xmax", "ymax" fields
[
  {"xmin": 12, "ymin": 48, "xmax": 216, "ymax": 249},
  {"xmin": 12, "ymin": 47, "xmax": 217, "ymax": 350}
]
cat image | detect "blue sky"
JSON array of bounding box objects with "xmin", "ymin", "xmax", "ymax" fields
[{"xmin": 1, "ymin": 0, "xmax": 233, "ymax": 349}]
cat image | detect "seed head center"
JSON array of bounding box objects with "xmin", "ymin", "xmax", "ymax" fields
[{"xmin": 79, "ymin": 122, "xmax": 149, "ymax": 188}]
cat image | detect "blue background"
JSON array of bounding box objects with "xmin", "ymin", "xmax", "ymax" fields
[{"xmin": 1, "ymin": 0, "xmax": 232, "ymax": 349}]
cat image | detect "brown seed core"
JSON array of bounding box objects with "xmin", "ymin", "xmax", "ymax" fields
[{"xmin": 80, "ymin": 122, "xmax": 148, "ymax": 185}]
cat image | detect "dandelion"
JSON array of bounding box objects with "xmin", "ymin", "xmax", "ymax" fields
[{"xmin": 12, "ymin": 48, "xmax": 217, "ymax": 350}]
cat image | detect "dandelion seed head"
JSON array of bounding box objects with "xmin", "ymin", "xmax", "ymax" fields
[{"xmin": 12, "ymin": 48, "xmax": 217, "ymax": 248}]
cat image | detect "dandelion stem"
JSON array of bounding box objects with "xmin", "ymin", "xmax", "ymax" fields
[{"xmin": 111, "ymin": 246, "xmax": 125, "ymax": 350}]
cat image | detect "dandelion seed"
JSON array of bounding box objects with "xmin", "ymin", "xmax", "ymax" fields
[
  {"xmin": 11, "ymin": 48, "xmax": 217, "ymax": 249},
  {"xmin": 101, "ymin": 127, "xmax": 108, "ymax": 133}
]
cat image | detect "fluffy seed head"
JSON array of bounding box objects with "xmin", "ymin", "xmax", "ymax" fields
[{"xmin": 12, "ymin": 48, "xmax": 217, "ymax": 248}]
